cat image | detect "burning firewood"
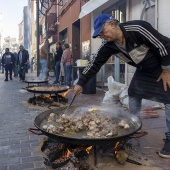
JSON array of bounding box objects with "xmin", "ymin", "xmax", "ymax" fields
[{"xmin": 115, "ymin": 150, "xmax": 129, "ymax": 164}]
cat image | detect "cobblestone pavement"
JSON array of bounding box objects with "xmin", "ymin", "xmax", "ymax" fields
[
  {"xmin": 0, "ymin": 71, "xmax": 104, "ymax": 170},
  {"xmin": 0, "ymin": 72, "xmax": 47, "ymax": 170},
  {"xmin": 0, "ymin": 71, "xmax": 169, "ymax": 170}
]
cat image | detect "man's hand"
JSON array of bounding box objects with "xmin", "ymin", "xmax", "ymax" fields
[
  {"xmin": 73, "ymin": 85, "xmax": 83, "ymax": 96},
  {"xmin": 157, "ymin": 69, "xmax": 170, "ymax": 91}
]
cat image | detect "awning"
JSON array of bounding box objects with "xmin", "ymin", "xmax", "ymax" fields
[{"xmin": 79, "ymin": 0, "xmax": 109, "ymax": 18}]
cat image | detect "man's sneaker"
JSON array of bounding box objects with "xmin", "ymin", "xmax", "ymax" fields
[
  {"xmin": 53, "ymin": 80, "xmax": 59, "ymax": 84},
  {"xmin": 4, "ymin": 79, "xmax": 8, "ymax": 81},
  {"xmin": 159, "ymin": 139, "xmax": 170, "ymax": 158}
]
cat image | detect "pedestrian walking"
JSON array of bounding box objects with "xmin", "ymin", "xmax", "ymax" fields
[
  {"xmin": 17, "ymin": 45, "xmax": 29, "ymax": 81},
  {"xmin": 2, "ymin": 48, "xmax": 15, "ymax": 81}
]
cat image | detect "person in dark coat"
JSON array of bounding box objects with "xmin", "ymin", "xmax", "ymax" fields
[
  {"xmin": 17, "ymin": 45, "xmax": 29, "ymax": 81},
  {"xmin": 53, "ymin": 42, "xmax": 63, "ymax": 84},
  {"xmin": 2, "ymin": 48, "xmax": 15, "ymax": 81},
  {"xmin": 74, "ymin": 14, "xmax": 170, "ymax": 158}
]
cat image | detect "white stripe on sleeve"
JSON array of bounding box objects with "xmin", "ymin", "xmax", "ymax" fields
[{"xmin": 124, "ymin": 25, "xmax": 168, "ymax": 57}]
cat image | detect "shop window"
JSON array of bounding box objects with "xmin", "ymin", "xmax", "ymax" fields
[
  {"xmin": 59, "ymin": 28, "xmax": 68, "ymax": 44},
  {"xmin": 103, "ymin": 0, "xmax": 126, "ymax": 22}
]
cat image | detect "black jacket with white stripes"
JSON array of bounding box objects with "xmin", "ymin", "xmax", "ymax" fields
[{"xmin": 77, "ymin": 20, "xmax": 170, "ymax": 87}]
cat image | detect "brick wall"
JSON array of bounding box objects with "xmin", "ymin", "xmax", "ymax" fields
[{"xmin": 58, "ymin": 0, "xmax": 80, "ymax": 42}]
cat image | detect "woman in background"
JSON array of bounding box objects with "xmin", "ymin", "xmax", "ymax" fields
[{"xmin": 61, "ymin": 43, "xmax": 73, "ymax": 87}]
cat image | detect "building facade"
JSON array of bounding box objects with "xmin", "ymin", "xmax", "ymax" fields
[
  {"xmin": 18, "ymin": 21, "xmax": 24, "ymax": 46},
  {"xmin": 30, "ymin": 0, "xmax": 37, "ymax": 59},
  {"xmin": 27, "ymin": 0, "xmax": 170, "ymax": 87},
  {"xmin": 23, "ymin": 6, "xmax": 29, "ymax": 50},
  {"xmin": 2, "ymin": 36, "xmax": 18, "ymax": 53},
  {"xmin": 79, "ymin": 0, "xmax": 170, "ymax": 86}
]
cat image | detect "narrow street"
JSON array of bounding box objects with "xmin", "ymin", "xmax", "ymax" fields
[
  {"xmin": 0, "ymin": 71, "xmax": 104, "ymax": 170},
  {"xmin": 0, "ymin": 72, "xmax": 46, "ymax": 170}
]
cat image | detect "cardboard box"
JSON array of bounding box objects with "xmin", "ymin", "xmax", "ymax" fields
[{"xmin": 76, "ymin": 60, "xmax": 88, "ymax": 66}]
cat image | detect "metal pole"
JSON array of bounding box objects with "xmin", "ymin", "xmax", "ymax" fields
[
  {"xmin": 36, "ymin": 0, "xmax": 40, "ymax": 77},
  {"xmin": 45, "ymin": 12, "xmax": 49, "ymax": 71}
]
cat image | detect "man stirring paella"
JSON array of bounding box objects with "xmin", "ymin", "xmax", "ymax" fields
[{"xmin": 73, "ymin": 14, "xmax": 170, "ymax": 158}]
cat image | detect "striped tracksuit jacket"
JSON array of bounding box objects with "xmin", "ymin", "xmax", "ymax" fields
[{"xmin": 77, "ymin": 20, "xmax": 170, "ymax": 103}]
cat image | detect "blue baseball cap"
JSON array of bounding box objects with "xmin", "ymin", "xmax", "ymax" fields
[{"xmin": 92, "ymin": 14, "xmax": 114, "ymax": 38}]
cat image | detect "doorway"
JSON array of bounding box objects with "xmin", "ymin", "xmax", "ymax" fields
[
  {"xmin": 72, "ymin": 19, "xmax": 80, "ymax": 63},
  {"xmin": 72, "ymin": 19, "xmax": 80, "ymax": 80}
]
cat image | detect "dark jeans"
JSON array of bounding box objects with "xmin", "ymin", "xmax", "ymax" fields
[
  {"xmin": 5, "ymin": 64, "xmax": 12, "ymax": 80},
  {"xmin": 18, "ymin": 64, "xmax": 27, "ymax": 80},
  {"xmin": 129, "ymin": 95, "xmax": 170, "ymax": 139},
  {"xmin": 55, "ymin": 61, "xmax": 61, "ymax": 83},
  {"xmin": 64, "ymin": 65, "xmax": 72, "ymax": 86}
]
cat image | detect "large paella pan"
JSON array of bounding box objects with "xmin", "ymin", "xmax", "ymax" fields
[
  {"xmin": 29, "ymin": 105, "xmax": 144, "ymax": 145},
  {"xmin": 26, "ymin": 85, "xmax": 69, "ymax": 94}
]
